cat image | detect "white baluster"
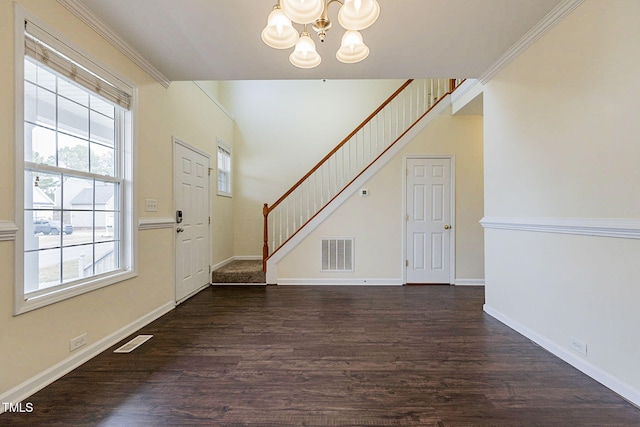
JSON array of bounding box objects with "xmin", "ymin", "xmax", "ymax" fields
[
  {"xmin": 430, "ymin": 79, "xmax": 434, "ymax": 106},
  {"xmin": 416, "ymin": 81, "xmax": 420, "ymax": 121},
  {"xmin": 286, "ymin": 199, "xmax": 290, "ymax": 239},
  {"xmin": 411, "ymin": 83, "xmax": 414, "ymax": 122},
  {"xmin": 395, "ymin": 99, "xmax": 400, "ymax": 139},
  {"xmin": 320, "ymin": 164, "xmax": 324, "ymax": 206},
  {"xmin": 382, "ymin": 108, "xmax": 386, "ymax": 147},
  {"xmin": 341, "ymin": 147, "xmax": 345, "ymax": 188},
  {"xmin": 306, "ymin": 178, "xmax": 310, "ymax": 220},
  {"xmin": 376, "ymin": 118, "xmax": 379, "ymax": 155},
  {"xmin": 313, "ymin": 173, "xmax": 317, "ymax": 213},
  {"xmin": 333, "ymin": 155, "xmax": 338, "ymax": 194},
  {"xmin": 423, "ymin": 79, "xmax": 427, "ymax": 113},
  {"xmin": 278, "ymin": 207, "xmax": 282, "ymax": 246},
  {"xmin": 291, "ymin": 191, "xmax": 296, "ymax": 232},
  {"xmin": 325, "ymin": 161, "xmax": 329, "ymax": 200},
  {"xmin": 272, "ymin": 211, "xmax": 276, "ymax": 249},
  {"xmin": 298, "ymin": 189, "xmax": 303, "ymax": 229}
]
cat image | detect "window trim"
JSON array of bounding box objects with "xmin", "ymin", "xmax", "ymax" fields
[
  {"xmin": 13, "ymin": 6, "xmax": 137, "ymax": 315},
  {"xmin": 217, "ymin": 139, "xmax": 232, "ymax": 198}
]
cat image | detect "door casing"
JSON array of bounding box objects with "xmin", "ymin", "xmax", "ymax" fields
[
  {"xmin": 173, "ymin": 137, "xmax": 211, "ymax": 303},
  {"xmin": 402, "ymin": 155, "xmax": 455, "ymax": 284}
]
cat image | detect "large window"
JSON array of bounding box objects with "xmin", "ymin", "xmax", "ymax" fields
[
  {"xmin": 217, "ymin": 141, "xmax": 232, "ymax": 197},
  {"xmin": 16, "ymin": 14, "xmax": 135, "ymax": 314}
]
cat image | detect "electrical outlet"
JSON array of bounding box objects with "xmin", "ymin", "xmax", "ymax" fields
[
  {"xmin": 145, "ymin": 199, "xmax": 158, "ymax": 212},
  {"xmin": 570, "ymin": 337, "xmax": 587, "ymax": 356},
  {"xmin": 70, "ymin": 333, "xmax": 87, "ymax": 352}
]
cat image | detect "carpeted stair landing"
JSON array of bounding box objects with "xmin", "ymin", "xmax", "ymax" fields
[{"xmin": 211, "ymin": 260, "xmax": 265, "ymax": 284}]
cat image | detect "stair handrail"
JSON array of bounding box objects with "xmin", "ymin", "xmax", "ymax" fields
[{"xmin": 263, "ymin": 78, "xmax": 464, "ymax": 271}]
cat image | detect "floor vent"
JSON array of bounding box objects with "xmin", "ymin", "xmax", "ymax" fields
[
  {"xmin": 114, "ymin": 335, "xmax": 153, "ymax": 353},
  {"xmin": 321, "ymin": 238, "xmax": 354, "ymax": 271}
]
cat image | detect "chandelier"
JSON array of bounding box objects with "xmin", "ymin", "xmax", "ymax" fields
[{"xmin": 261, "ymin": 0, "xmax": 381, "ymax": 69}]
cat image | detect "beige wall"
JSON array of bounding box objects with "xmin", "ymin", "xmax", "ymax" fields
[
  {"xmin": 219, "ymin": 79, "xmax": 405, "ymax": 257},
  {"xmin": 0, "ymin": 0, "xmax": 234, "ymax": 394},
  {"xmin": 483, "ymin": 0, "xmax": 640, "ymax": 397},
  {"xmin": 276, "ymin": 109, "xmax": 484, "ymax": 282}
]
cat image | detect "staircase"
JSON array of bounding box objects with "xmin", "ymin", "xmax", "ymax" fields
[{"xmin": 262, "ymin": 78, "xmax": 464, "ymax": 275}]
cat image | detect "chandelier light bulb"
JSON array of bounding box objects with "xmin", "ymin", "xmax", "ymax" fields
[
  {"xmin": 261, "ymin": 7, "xmax": 299, "ymax": 49},
  {"xmin": 281, "ymin": 0, "xmax": 325, "ymax": 24},
  {"xmin": 338, "ymin": 0, "xmax": 380, "ymax": 31},
  {"xmin": 336, "ymin": 30, "xmax": 369, "ymax": 63},
  {"xmin": 289, "ymin": 32, "xmax": 322, "ymax": 68}
]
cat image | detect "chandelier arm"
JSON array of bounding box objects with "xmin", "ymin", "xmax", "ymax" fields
[{"xmin": 313, "ymin": 0, "xmax": 344, "ymax": 42}]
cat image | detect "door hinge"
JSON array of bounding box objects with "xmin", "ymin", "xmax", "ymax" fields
[
  {"xmin": 209, "ymin": 265, "xmax": 212, "ymax": 274},
  {"xmin": 405, "ymin": 214, "xmax": 409, "ymax": 221},
  {"xmin": 405, "ymin": 260, "xmax": 409, "ymax": 267},
  {"xmin": 208, "ymin": 167, "xmax": 213, "ymax": 176},
  {"xmin": 209, "ymin": 216, "xmax": 211, "ymax": 225}
]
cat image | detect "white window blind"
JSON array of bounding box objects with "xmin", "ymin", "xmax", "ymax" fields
[{"xmin": 24, "ymin": 19, "xmax": 132, "ymax": 110}]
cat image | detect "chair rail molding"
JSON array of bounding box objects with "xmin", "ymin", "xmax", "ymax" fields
[
  {"xmin": 138, "ymin": 217, "xmax": 175, "ymax": 231},
  {"xmin": 480, "ymin": 217, "xmax": 640, "ymax": 240},
  {"xmin": 0, "ymin": 221, "xmax": 18, "ymax": 241}
]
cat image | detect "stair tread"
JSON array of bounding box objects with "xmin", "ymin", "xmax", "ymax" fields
[{"xmin": 212, "ymin": 260, "xmax": 265, "ymax": 283}]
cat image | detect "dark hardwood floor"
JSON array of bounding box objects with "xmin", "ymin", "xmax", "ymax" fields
[{"xmin": 3, "ymin": 285, "xmax": 639, "ymax": 426}]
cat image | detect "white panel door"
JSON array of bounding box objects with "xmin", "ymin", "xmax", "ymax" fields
[
  {"xmin": 174, "ymin": 141, "xmax": 210, "ymax": 303},
  {"xmin": 406, "ymin": 157, "xmax": 452, "ymax": 283}
]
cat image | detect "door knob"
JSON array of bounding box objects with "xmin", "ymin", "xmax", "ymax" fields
[
  {"xmin": 176, "ymin": 227, "xmax": 184, "ymax": 233},
  {"xmin": 444, "ymin": 224, "xmax": 451, "ymax": 230}
]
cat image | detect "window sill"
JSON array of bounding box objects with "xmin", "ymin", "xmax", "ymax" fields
[
  {"xmin": 14, "ymin": 269, "xmax": 137, "ymax": 316},
  {"xmin": 217, "ymin": 192, "xmax": 232, "ymax": 198}
]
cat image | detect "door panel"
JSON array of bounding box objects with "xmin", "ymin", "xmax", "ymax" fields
[
  {"xmin": 174, "ymin": 141, "xmax": 210, "ymax": 302},
  {"xmin": 406, "ymin": 157, "xmax": 452, "ymax": 283}
]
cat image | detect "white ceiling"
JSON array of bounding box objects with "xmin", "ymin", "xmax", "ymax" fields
[{"xmin": 73, "ymin": 0, "xmax": 564, "ymax": 81}]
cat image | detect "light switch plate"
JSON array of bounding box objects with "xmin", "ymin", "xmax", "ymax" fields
[{"xmin": 145, "ymin": 199, "xmax": 158, "ymax": 212}]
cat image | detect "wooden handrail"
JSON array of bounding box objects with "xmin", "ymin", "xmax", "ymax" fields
[{"xmin": 266, "ymin": 79, "xmax": 414, "ymax": 214}]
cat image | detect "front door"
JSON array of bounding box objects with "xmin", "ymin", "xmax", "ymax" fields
[
  {"xmin": 405, "ymin": 157, "xmax": 453, "ymax": 284},
  {"xmin": 174, "ymin": 139, "xmax": 210, "ymax": 303}
]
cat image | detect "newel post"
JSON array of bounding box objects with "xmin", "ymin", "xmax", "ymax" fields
[{"xmin": 263, "ymin": 203, "xmax": 269, "ymax": 272}]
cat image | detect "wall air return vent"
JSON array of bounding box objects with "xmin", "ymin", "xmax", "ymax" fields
[{"xmin": 321, "ymin": 238, "xmax": 354, "ymax": 272}]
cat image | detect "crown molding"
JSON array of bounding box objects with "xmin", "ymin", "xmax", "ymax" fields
[
  {"xmin": 478, "ymin": 0, "xmax": 585, "ymax": 84},
  {"xmin": 56, "ymin": 0, "xmax": 171, "ymax": 88}
]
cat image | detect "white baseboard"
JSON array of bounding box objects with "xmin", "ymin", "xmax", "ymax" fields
[
  {"xmin": 0, "ymin": 301, "xmax": 175, "ymax": 412},
  {"xmin": 454, "ymin": 278, "xmax": 485, "ymax": 286},
  {"xmin": 232, "ymin": 255, "xmax": 262, "ymax": 261},
  {"xmin": 277, "ymin": 278, "xmax": 403, "ymax": 286},
  {"xmin": 483, "ymin": 304, "xmax": 640, "ymax": 408}
]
